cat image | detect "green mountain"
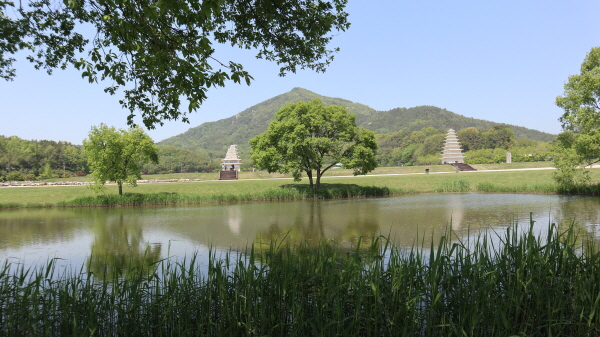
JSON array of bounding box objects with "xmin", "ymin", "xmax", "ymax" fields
[
  {"xmin": 159, "ymin": 87, "xmax": 375, "ymax": 156},
  {"xmin": 159, "ymin": 88, "xmax": 555, "ymax": 157},
  {"xmin": 359, "ymin": 106, "xmax": 556, "ymax": 142}
]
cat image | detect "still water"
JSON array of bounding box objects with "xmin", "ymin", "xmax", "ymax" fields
[{"xmin": 2, "ymin": 193, "xmax": 600, "ymax": 270}]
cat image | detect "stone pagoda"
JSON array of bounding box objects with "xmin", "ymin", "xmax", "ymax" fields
[
  {"xmin": 221, "ymin": 145, "xmax": 242, "ymax": 172},
  {"xmin": 441, "ymin": 129, "xmax": 465, "ymax": 164}
]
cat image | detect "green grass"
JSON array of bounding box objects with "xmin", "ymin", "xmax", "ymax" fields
[
  {"xmin": 36, "ymin": 162, "xmax": 552, "ymax": 183},
  {"xmin": 3, "ymin": 167, "xmax": 600, "ymax": 208},
  {"xmin": 1, "ymin": 221, "xmax": 599, "ymax": 336}
]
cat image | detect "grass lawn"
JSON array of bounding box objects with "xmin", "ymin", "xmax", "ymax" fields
[
  {"xmin": 40, "ymin": 162, "xmax": 554, "ymax": 182},
  {"xmin": 1, "ymin": 162, "xmax": 587, "ymax": 207}
]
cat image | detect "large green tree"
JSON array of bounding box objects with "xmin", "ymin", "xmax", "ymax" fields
[
  {"xmin": 457, "ymin": 127, "xmax": 481, "ymax": 152},
  {"xmin": 554, "ymin": 47, "xmax": 600, "ymax": 188},
  {"xmin": 83, "ymin": 124, "xmax": 158, "ymax": 195},
  {"xmin": 1, "ymin": 0, "xmax": 350, "ymax": 128},
  {"xmin": 250, "ymin": 99, "xmax": 377, "ymax": 189}
]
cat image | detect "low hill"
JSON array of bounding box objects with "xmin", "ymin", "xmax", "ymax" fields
[
  {"xmin": 159, "ymin": 88, "xmax": 555, "ymax": 157},
  {"xmin": 360, "ymin": 106, "xmax": 555, "ymax": 142}
]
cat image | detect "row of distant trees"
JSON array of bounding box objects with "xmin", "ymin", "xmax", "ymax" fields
[
  {"xmin": 1, "ymin": 124, "xmax": 553, "ymax": 182},
  {"xmin": 0, "ymin": 135, "xmax": 220, "ymax": 182},
  {"xmin": 0, "ymin": 136, "xmax": 88, "ymax": 181},
  {"xmin": 375, "ymin": 125, "xmax": 552, "ymax": 167}
]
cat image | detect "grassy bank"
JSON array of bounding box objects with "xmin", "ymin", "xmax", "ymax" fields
[
  {"xmin": 54, "ymin": 185, "xmax": 409, "ymax": 207},
  {"xmin": 1, "ymin": 221, "xmax": 599, "ymax": 336},
  {"xmin": 3, "ymin": 167, "xmax": 600, "ymax": 208}
]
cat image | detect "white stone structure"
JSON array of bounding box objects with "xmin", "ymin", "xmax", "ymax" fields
[
  {"xmin": 221, "ymin": 145, "xmax": 242, "ymax": 172},
  {"xmin": 441, "ymin": 129, "xmax": 465, "ymax": 164}
]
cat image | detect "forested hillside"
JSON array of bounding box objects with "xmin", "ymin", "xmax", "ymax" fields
[
  {"xmin": 361, "ymin": 106, "xmax": 555, "ymax": 142},
  {"xmin": 159, "ymin": 88, "xmax": 556, "ymax": 163},
  {"xmin": 158, "ymin": 87, "xmax": 375, "ymax": 157}
]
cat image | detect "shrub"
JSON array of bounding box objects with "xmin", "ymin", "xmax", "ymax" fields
[
  {"xmin": 6, "ymin": 171, "xmax": 24, "ymax": 181},
  {"xmin": 22, "ymin": 174, "xmax": 37, "ymax": 181}
]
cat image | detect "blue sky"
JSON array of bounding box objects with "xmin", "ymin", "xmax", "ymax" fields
[{"xmin": 1, "ymin": 1, "xmax": 599, "ymax": 144}]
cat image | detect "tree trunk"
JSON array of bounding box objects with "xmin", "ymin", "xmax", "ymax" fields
[
  {"xmin": 316, "ymin": 173, "xmax": 321, "ymax": 189},
  {"xmin": 118, "ymin": 182, "xmax": 123, "ymax": 196},
  {"xmin": 306, "ymin": 170, "xmax": 313, "ymax": 188}
]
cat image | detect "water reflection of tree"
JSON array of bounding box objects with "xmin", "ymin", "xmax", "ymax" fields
[
  {"xmin": 552, "ymin": 196, "xmax": 600, "ymax": 254},
  {"xmin": 253, "ymin": 201, "xmax": 381, "ymax": 251},
  {"xmin": 88, "ymin": 210, "xmax": 161, "ymax": 278}
]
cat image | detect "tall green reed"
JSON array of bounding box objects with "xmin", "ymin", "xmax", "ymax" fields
[
  {"xmin": 476, "ymin": 181, "xmax": 557, "ymax": 193},
  {"xmin": 50, "ymin": 185, "xmax": 408, "ymax": 208},
  {"xmin": 433, "ymin": 178, "xmax": 471, "ymax": 192},
  {"xmin": 1, "ymin": 221, "xmax": 599, "ymax": 336}
]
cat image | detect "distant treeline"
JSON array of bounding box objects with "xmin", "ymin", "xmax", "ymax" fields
[
  {"xmin": 376, "ymin": 125, "xmax": 552, "ymax": 167},
  {"xmin": 1, "ymin": 123, "xmax": 553, "ymax": 181},
  {"xmin": 0, "ymin": 136, "xmax": 220, "ymax": 181},
  {"xmin": 0, "ymin": 136, "xmax": 87, "ymax": 181}
]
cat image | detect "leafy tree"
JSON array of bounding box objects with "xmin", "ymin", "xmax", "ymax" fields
[
  {"xmin": 83, "ymin": 124, "xmax": 158, "ymax": 195},
  {"xmin": 553, "ymin": 47, "xmax": 600, "ymax": 188},
  {"xmin": 555, "ymin": 47, "xmax": 600, "ymax": 164},
  {"xmin": 250, "ymin": 99, "xmax": 377, "ymax": 189},
  {"xmin": 481, "ymin": 125, "xmax": 515, "ymax": 149},
  {"xmin": 552, "ymin": 132, "xmax": 592, "ymax": 191},
  {"xmin": 2, "ymin": 0, "xmax": 350, "ymax": 128},
  {"xmin": 417, "ymin": 133, "xmax": 445, "ymax": 157},
  {"xmin": 457, "ymin": 127, "xmax": 482, "ymax": 151}
]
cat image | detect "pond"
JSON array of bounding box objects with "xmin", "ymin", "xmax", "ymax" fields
[{"xmin": 2, "ymin": 193, "xmax": 600, "ymax": 272}]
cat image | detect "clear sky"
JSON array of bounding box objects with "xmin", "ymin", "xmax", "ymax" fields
[{"xmin": 1, "ymin": 1, "xmax": 598, "ymax": 144}]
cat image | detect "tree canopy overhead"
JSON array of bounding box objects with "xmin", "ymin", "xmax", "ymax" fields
[
  {"xmin": 1, "ymin": 0, "xmax": 350, "ymax": 128},
  {"xmin": 250, "ymin": 99, "xmax": 377, "ymax": 189},
  {"xmin": 553, "ymin": 47, "xmax": 600, "ymax": 189}
]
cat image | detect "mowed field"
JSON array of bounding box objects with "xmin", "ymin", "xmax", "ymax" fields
[{"xmin": 0, "ymin": 162, "xmax": 587, "ymax": 206}]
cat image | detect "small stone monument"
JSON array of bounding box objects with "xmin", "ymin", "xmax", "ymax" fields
[
  {"xmin": 441, "ymin": 129, "xmax": 465, "ymax": 164},
  {"xmin": 221, "ymin": 145, "xmax": 242, "ymax": 172},
  {"xmin": 506, "ymin": 152, "xmax": 512, "ymax": 164}
]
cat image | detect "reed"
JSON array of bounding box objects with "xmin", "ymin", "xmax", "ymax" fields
[
  {"xmin": 475, "ymin": 181, "xmax": 557, "ymax": 193},
  {"xmin": 1, "ymin": 221, "xmax": 599, "ymax": 336},
  {"xmin": 51, "ymin": 185, "xmax": 410, "ymax": 207},
  {"xmin": 433, "ymin": 178, "xmax": 471, "ymax": 192}
]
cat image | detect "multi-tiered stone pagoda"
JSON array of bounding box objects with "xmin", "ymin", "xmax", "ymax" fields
[
  {"xmin": 441, "ymin": 129, "xmax": 465, "ymax": 164},
  {"xmin": 221, "ymin": 145, "xmax": 242, "ymax": 171}
]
